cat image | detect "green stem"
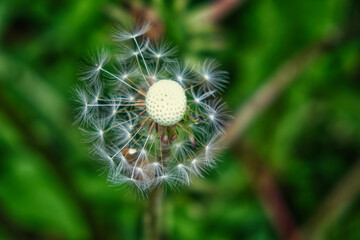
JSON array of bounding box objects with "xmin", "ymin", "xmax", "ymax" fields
[{"xmin": 144, "ymin": 186, "xmax": 164, "ymax": 240}]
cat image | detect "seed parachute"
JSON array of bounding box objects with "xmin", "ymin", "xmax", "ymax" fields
[{"xmin": 74, "ymin": 23, "xmax": 232, "ymax": 193}]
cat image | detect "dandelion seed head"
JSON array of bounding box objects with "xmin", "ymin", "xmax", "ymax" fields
[
  {"xmin": 74, "ymin": 22, "xmax": 231, "ymax": 194},
  {"xmin": 145, "ymin": 80, "xmax": 186, "ymax": 126}
]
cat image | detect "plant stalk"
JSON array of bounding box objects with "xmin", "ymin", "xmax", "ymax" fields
[{"xmin": 144, "ymin": 186, "xmax": 164, "ymax": 240}]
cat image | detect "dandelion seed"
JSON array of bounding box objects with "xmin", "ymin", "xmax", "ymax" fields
[
  {"xmin": 79, "ymin": 48, "xmax": 110, "ymax": 84},
  {"xmin": 198, "ymin": 59, "xmax": 229, "ymax": 92},
  {"xmin": 147, "ymin": 40, "xmax": 176, "ymax": 60},
  {"xmin": 113, "ymin": 23, "xmax": 152, "ymax": 41},
  {"xmin": 74, "ymin": 23, "xmax": 231, "ymax": 193}
]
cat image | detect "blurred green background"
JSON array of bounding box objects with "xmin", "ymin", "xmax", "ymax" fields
[{"xmin": 0, "ymin": 0, "xmax": 360, "ymax": 239}]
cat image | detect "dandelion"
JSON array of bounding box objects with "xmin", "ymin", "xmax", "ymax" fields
[{"xmin": 74, "ymin": 23, "xmax": 231, "ymax": 194}]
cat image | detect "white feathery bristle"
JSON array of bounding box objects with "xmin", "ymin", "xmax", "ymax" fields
[
  {"xmin": 74, "ymin": 23, "xmax": 231, "ymax": 194},
  {"xmin": 147, "ymin": 40, "xmax": 176, "ymax": 60},
  {"xmin": 116, "ymin": 38, "xmax": 150, "ymax": 62},
  {"xmin": 190, "ymin": 88, "xmax": 216, "ymax": 106},
  {"xmin": 171, "ymin": 141, "xmax": 194, "ymax": 161},
  {"xmin": 173, "ymin": 164, "xmax": 191, "ymax": 185},
  {"xmin": 167, "ymin": 60, "xmax": 195, "ymax": 88},
  {"xmin": 92, "ymin": 144, "xmax": 116, "ymax": 175},
  {"xmin": 113, "ymin": 22, "xmax": 151, "ymax": 41},
  {"xmin": 197, "ymin": 59, "xmax": 228, "ymax": 92},
  {"xmin": 79, "ymin": 48, "xmax": 110, "ymax": 84},
  {"xmin": 190, "ymin": 158, "xmax": 208, "ymax": 177},
  {"xmin": 204, "ymin": 99, "xmax": 232, "ymax": 134}
]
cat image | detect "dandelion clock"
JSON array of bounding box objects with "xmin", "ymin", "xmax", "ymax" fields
[{"xmin": 74, "ymin": 23, "xmax": 231, "ymax": 194}]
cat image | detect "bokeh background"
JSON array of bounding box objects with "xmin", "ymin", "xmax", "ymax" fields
[{"xmin": 1, "ymin": 0, "xmax": 360, "ymax": 239}]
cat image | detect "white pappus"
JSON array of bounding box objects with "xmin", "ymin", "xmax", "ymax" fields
[{"xmin": 74, "ymin": 23, "xmax": 231, "ymax": 194}]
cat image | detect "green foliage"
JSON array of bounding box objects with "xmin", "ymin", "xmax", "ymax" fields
[{"xmin": 0, "ymin": 0, "xmax": 359, "ymax": 239}]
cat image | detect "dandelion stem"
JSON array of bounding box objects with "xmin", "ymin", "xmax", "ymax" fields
[{"xmin": 144, "ymin": 186, "xmax": 164, "ymax": 240}]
